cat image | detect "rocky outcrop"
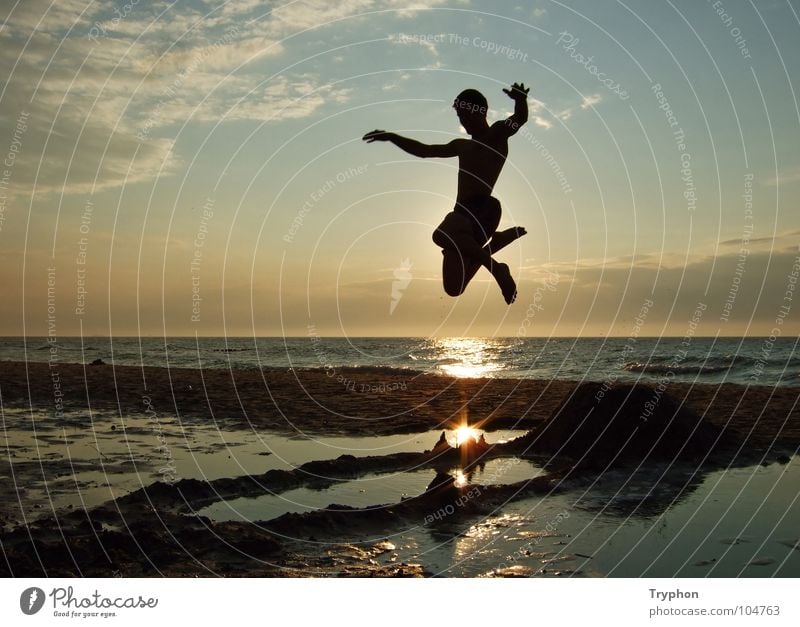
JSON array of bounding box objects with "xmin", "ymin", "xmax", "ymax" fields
[{"xmin": 510, "ymin": 382, "xmax": 735, "ymax": 470}]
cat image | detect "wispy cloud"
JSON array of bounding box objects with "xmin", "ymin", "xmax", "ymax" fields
[
  {"xmin": 513, "ymin": 229, "xmax": 800, "ymax": 334},
  {"xmin": 765, "ymin": 165, "xmax": 800, "ymax": 187},
  {"xmin": 0, "ymin": 0, "xmax": 450, "ymax": 197},
  {"xmin": 580, "ymin": 93, "xmax": 602, "ymax": 109},
  {"xmin": 387, "ymin": 32, "xmax": 441, "ymax": 57}
]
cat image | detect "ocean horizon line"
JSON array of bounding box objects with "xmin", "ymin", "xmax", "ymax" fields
[{"xmin": 1, "ymin": 334, "xmax": 795, "ymax": 340}]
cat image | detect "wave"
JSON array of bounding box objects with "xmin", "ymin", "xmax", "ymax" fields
[
  {"xmin": 34, "ymin": 343, "xmax": 96, "ymax": 351},
  {"xmin": 621, "ymin": 352, "xmax": 769, "ymax": 377},
  {"xmin": 717, "ymin": 354, "xmax": 756, "ymax": 366},
  {"xmin": 210, "ymin": 348, "xmax": 252, "ymax": 353},
  {"xmin": 294, "ymin": 365, "xmax": 428, "ymax": 378},
  {"xmin": 779, "ymin": 370, "xmax": 800, "ymax": 383},
  {"xmin": 623, "ymin": 361, "xmax": 730, "ymax": 376},
  {"xmin": 6, "ymin": 337, "xmax": 799, "ymax": 388}
]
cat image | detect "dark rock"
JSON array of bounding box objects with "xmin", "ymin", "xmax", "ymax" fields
[
  {"xmin": 425, "ymin": 471, "xmax": 456, "ymax": 494},
  {"xmin": 512, "ymin": 382, "xmax": 733, "ymax": 469},
  {"xmin": 431, "ymin": 431, "xmax": 449, "ymax": 454}
]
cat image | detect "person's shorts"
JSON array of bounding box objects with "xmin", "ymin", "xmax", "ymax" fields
[
  {"xmin": 453, "ymin": 195, "xmax": 501, "ymax": 245},
  {"xmin": 435, "ymin": 196, "xmax": 501, "ymax": 248}
]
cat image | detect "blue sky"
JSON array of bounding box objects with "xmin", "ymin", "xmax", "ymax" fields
[{"xmin": 1, "ymin": 0, "xmax": 799, "ymax": 337}]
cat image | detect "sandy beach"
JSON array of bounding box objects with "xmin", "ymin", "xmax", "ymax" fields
[
  {"xmin": 1, "ymin": 360, "xmax": 799, "ymax": 577},
  {"xmin": 2, "ymin": 360, "xmax": 798, "ymax": 442}
]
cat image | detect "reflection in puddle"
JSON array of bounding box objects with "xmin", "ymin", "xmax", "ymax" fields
[
  {"xmin": 398, "ymin": 457, "xmax": 800, "ymax": 577},
  {"xmin": 0, "ymin": 406, "xmax": 528, "ymax": 526},
  {"xmin": 198, "ymin": 458, "xmax": 546, "ymax": 523}
]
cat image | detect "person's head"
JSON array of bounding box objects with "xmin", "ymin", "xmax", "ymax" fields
[{"xmin": 453, "ymin": 89, "xmax": 488, "ymax": 133}]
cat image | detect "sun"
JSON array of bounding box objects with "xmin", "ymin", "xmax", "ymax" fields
[{"xmin": 454, "ymin": 426, "xmax": 480, "ymax": 447}]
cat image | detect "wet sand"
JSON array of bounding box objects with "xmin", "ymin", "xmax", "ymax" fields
[
  {"xmin": 1, "ymin": 360, "xmax": 799, "ymax": 577},
  {"xmin": 1, "ymin": 360, "xmax": 798, "ymax": 443}
]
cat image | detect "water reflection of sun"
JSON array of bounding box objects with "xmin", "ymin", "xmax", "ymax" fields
[
  {"xmin": 435, "ymin": 337, "xmax": 500, "ymax": 379},
  {"xmin": 453, "ymin": 469, "xmax": 468, "ymax": 488},
  {"xmin": 454, "ymin": 425, "xmax": 480, "ymax": 446}
]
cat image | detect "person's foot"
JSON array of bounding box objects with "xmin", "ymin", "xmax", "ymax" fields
[
  {"xmin": 493, "ymin": 263, "xmax": 517, "ymax": 304},
  {"xmin": 486, "ymin": 227, "xmax": 527, "ymax": 254}
]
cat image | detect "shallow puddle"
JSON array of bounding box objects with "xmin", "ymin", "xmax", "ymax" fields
[
  {"xmin": 0, "ymin": 406, "xmax": 527, "ymax": 526},
  {"xmin": 198, "ymin": 458, "xmax": 547, "ymax": 522},
  {"xmin": 368, "ymin": 456, "xmax": 800, "ymax": 577}
]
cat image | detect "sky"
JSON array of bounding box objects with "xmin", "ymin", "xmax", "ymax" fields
[{"xmin": 1, "ymin": 0, "xmax": 799, "ymax": 337}]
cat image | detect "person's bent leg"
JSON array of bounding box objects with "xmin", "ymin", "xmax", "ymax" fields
[
  {"xmin": 457, "ymin": 197, "xmax": 524, "ymax": 290},
  {"xmin": 441, "ymin": 250, "xmax": 469, "ymax": 296},
  {"xmin": 434, "ymin": 210, "xmax": 517, "ymax": 303},
  {"xmin": 446, "ymin": 227, "xmax": 516, "ymax": 303},
  {"xmin": 434, "ymin": 213, "xmax": 475, "ymax": 296},
  {"xmin": 457, "ymin": 227, "xmax": 527, "ymax": 290}
]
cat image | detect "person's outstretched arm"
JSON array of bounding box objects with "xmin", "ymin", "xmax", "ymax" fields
[
  {"xmin": 500, "ymin": 82, "xmax": 530, "ymax": 137},
  {"xmin": 363, "ymin": 130, "xmax": 461, "ymax": 158}
]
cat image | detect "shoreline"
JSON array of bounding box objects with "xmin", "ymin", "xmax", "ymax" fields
[{"xmin": 0, "ymin": 360, "xmax": 798, "ymax": 443}]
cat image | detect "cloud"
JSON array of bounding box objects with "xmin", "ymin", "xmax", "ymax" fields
[
  {"xmin": 524, "ymin": 96, "xmax": 553, "ymax": 129},
  {"xmin": 1, "ymin": 0, "xmax": 103, "ymax": 37},
  {"xmin": 139, "ymin": 34, "xmax": 285, "ymax": 75},
  {"xmin": 515, "ymin": 230, "xmax": 800, "ymax": 335},
  {"xmin": 387, "ymin": 32, "xmax": 441, "ymax": 57},
  {"xmin": 765, "ymin": 165, "xmax": 800, "ymax": 187},
  {"xmin": 204, "ymin": 75, "xmax": 353, "ymax": 123},
  {"xmin": 385, "ymin": 32, "xmax": 445, "ymax": 72},
  {"xmin": 525, "ymin": 95, "xmax": 602, "ymax": 130},
  {"xmin": 268, "ymin": 0, "xmax": 453, "ymax": 32},
  {"xmin": 719, "ymin": 229, "xmax": 800, "ymax": 248},
  {"xmin": 530, "ymin": 93, "xmax": 605, "ymax": 128},
  {"xmin": 270, "ymin": 0, "xmax": 375, "ymax": 30},
  {"xmin": 0, "ymin": 0, "xmax": 428, "ymax": 197},
  {"xmin": 531, "ymin": 115, "xmax": 553, "ymax": 129},
  {"xmin": 580, "ymin": 93, "xmax": 602, "ymax": 109},
  {"xmin": 279, "ymin": 231, "xmax": 800, "ymax": 337},
  {"xmin": 383, "ymin": 0, "xmax": 457, "ymax": 18},
  {"xmin": 0, "ymin": 0, "xmax": 466, "ymax": 200}
]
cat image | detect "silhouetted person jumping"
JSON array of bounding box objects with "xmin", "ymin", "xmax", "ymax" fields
[{"xmin": 363, "ymin": 82, "xmax": 529, "ymax": 304}]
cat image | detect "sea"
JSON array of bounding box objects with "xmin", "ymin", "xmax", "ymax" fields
[{"xmin": 3, "ymin": 335, "xmax": 799, "ymax": 387}]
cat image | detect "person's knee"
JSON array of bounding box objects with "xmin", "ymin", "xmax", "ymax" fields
[
  {"xmin": 443, "ymin": 280, "xmax": 465, "ymax": 297},
  {"xmin": 432, "ymin": 228, "xmax": 451, "ymax": 249},
  {"xmin": 442, "ymin": 269, "xmax": 466, "ymax": 296}
]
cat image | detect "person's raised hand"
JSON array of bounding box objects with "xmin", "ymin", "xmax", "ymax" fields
[
  {"xmin": 363, "ymin": 129, "xmax": 391, "ymax": 143},
  {"xmin": 503, "ymin": 82, "xmax": 529, "ymax": 101}
]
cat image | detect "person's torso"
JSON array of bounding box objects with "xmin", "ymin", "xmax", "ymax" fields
[{"xmin": 456, "ymin": 126, "xmax": 508, "ymax": 202}]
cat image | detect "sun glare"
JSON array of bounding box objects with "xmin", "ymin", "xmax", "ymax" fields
[
  {"xmin": 436, "ymin": 337, "xmax": 500, "ymax": 379},
  {"xmin": 454, "ymin": 426, "xmax": 480, "ymax": 447}
]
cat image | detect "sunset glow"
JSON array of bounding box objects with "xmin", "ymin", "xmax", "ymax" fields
[{"xmin": 454, "ymin": 426, "xmax": 480, "ymax": 447}]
